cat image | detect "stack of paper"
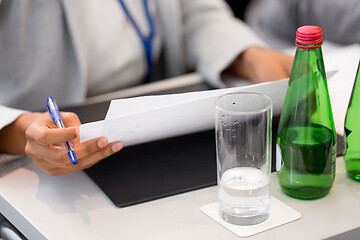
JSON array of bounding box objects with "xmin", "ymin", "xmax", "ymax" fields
[{"xmin": 80, "ymin": 79, "xmax": 288, "ymax": 146}]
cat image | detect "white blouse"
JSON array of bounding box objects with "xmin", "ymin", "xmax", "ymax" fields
[{"xmin": 79, "ymin": 0, "xmax": 162, "ymax": 97}]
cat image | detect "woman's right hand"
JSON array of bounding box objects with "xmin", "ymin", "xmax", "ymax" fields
[{"xmin": 0, "ymin": 111, "xmax": 123, "ymax": 176}]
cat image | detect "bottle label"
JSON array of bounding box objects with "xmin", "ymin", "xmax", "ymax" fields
[{"xmin": 276, "ymin": 144, "xmax": 284, "ymax": 173}]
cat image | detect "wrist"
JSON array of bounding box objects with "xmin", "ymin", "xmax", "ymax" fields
[
  {"xmin": 16, "ymin": 112, "xmax": 42, "ymax": 133},
  {"xmin": 0, "ymin": 112, "xmax": 41, "ymax": 154},
  {"xmin": 229, "ymin": 46, "xmax": 267, "ymax": 80}
]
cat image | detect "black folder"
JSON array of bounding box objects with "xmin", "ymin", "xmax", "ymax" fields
[{"xmin": 84, "ymin": 129, "xmax": 217, "ymax": 207}]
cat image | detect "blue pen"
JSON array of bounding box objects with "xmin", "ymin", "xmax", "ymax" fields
[{"xmin": 47, "ymin": 96, "xmax": 78, "ymax": 165}]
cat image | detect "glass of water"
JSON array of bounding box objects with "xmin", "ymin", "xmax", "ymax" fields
[{"xmin": 215, "ymin": 92, "xmax": 272, "ymax": 225}]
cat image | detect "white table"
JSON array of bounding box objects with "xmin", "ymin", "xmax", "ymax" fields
[
  {"xmin": 1, "ymin": 44, "xmax": 360, "ymax": 239},
  {"xmin": 0, "ymin": 155, "xmax": 359, "ymax": 240}
]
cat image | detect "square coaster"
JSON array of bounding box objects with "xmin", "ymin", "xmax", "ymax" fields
[{"xmin": 201, "ymin": 197, "xmax": 301, "ymax": 237}]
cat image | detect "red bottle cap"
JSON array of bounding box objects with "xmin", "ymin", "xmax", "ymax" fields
[{"xmin": 296, "ymin": 25, "xmax": 323, "ymax": 49}]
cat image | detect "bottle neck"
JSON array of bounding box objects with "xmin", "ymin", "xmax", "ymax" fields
[
  {"xmin": 290, "ymin": 45, "xmax": 326, "ymax": 84},
  {"xmin": 295, "ymin": 45, "xmax": 323, "ymax": 61},
  {"xmin": 295, "ymin": 42, "xmax": 323, "ymax": 50}
]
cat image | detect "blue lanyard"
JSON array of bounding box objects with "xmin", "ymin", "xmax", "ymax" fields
[{"xmin": 118, "ymin": 0, "xmax": 156, "ymax": 75}]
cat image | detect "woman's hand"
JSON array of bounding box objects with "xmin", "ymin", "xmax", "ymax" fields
[
  {"xmin": 230, "ymin": 46, "xmax": 294, "ymax": 83},
  {"xmin": 0, "ymin": 112, "xmax": 123, "ymax": 176}
]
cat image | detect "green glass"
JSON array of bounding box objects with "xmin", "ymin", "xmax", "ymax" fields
[
  {"xmin": 277, "ymin": 43, "xmax": 337, "ymax": 199},
  {"xmin": 344, "ymin": 61, "xmax": 360, "ymax": 181}
]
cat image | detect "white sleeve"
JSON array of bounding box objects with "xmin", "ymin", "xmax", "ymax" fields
[
  {"xmin": 0, "ymin": 105, "xmax": 27, "ymax": 131},
  {"xmin": 181, "ymin": 0, "xmax": 267, "ymax": 87}
]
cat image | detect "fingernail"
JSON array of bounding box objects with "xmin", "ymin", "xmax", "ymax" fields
[
  {"xmin": 111, "ymin": 142, "xmax": 123, "ymax": 152},
  {"xmin": 97, "ymin": 138, "xmax": 108, "ymax": 148}
]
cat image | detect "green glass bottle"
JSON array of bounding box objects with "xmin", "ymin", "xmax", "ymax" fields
[
  {"xmin": 344, "ymin": 61, "xmax": 360, "ymax": 181},
  {"xmin": 277, "ymin": 26, "xmax": 337, "ymax": 199}
]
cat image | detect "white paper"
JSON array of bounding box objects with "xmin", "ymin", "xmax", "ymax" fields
[
  {"xmin": 80, "ymin": 79, "xmax": 289, "ymax": 145},
  {"xmin": 201, "ymin": 197, "xmax": 301, "ymax": 237}
]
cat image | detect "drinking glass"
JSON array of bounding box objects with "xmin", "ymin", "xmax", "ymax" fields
[{"xmin": 215, "ymin": 92, "xmax": 272, "ymax": 225}]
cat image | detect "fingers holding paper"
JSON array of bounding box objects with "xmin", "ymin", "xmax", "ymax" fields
[{"xmin": 25, "ymin": 112, "xmax": 123, "ymax": 176}]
